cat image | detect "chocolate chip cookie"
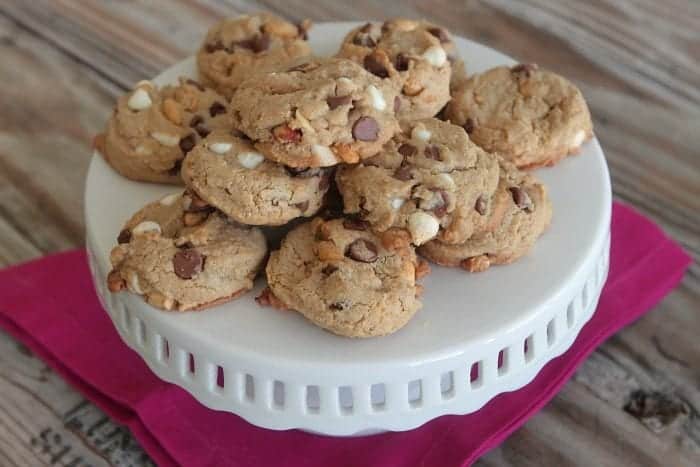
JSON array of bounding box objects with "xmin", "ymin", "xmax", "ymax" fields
[
  {"xmin": 181, "ymin": 131, "xmax": 331, "ymax": 225},
  {"xmin": 336, "ymin": 18, "xmax": 454, "ymax": 120},
  {"xmin": 100, "ymin": 78, "xmax": 232, "ymax": 184},
  {"xmin": 197, "ymin": 12, "xmax": 312, "ymax": 99},
  {"xmin": 262, "ymin": 217, "xmax": 427, "ymax": 337},
  {"xmin": 418, "ymin": 157, "xmax": 552, "ymax": 271},
  {"xmin": 447, "ymin": 64, "xmax": 593, "ymax": 169},
  {"xmin": 336, "ymin": 118, "xmax": 500, "ymax": 245},
  {"xmin": 107, "ymin": 192, "xmax": 267, "ymax": 311},
  {"xmin": 230, "ymin": 57, "xmax": 400, "ymax": 168}
]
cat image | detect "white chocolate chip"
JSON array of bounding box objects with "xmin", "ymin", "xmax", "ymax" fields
[
  {"xmin": 390, "ymin": 197, "xmax": 405, "ymax": 209},
  {"xmin": 132, "ymin": 221, "xmax": 161, "ymax": 236},
  {"xmin": 209, "ymin": 142, "xmax": 232, "ymax": 154},
  {"xmin": 407, "ymin": 212, "xmax": 440, "ymax": 245},
  {"xmin": 411, "ymin": 125, "xmax": 432, "ymax": 142},
  {"xmin": 237, "ymin": 151, "xmax": 265, "ymax": 169},
  {"xmin": 435, "ymin": 173, "xmax": 456, "ymax": 190},
  {"xmin": 159, "ymin": 193, "xmax": 180, "ymax": 206},
  {"xmin": 418, "ymin": 192, "xmax": 444, "ymax": 210},
  {"xmin": 135, "ymin": 80, "xmax": 154, "ymax": 89},
  {"xmin": 367, "ymin": 84, "xmax": 386, "ymax": 111},
  {"xmin": 571, "ymin": 129, "xmax": 586, "ymax": 148},
  {"xmin": 312, "ymin": 145, "xmax": 338, "ymax": 167},
  {"xmin": 134, "ymin": 144, "xmax": 152, "ymax": 155},
  {"xmin": 150, "ymin": 132, "xmax": 180, "ymax": 147},
  {"xmin": 336, "ymin": 77, "xmax": 356, "ymax": 95},
  {"xmin": 128, "ymin": 273, "xmax": 143, "ymax": 295},
  {"xmin": 422, "ymin": 45, "xmax": 447, "ymax": 67},
  {"xmin": 127, "ymin": 88, "xmax": 152, "ymax": 110},
  {"xmin": 294, "ymin": 111, "xmax": 315, "ymax": 134}
]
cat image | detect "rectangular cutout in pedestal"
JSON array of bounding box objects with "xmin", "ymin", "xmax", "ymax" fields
[
  {"xmin": 440, "ymin": 371, "xmax": 454, "ymax": 399},
  {"xmin": 273, "ymin": 381, "xmax": 285, "ymax": 409},
  {"xmin": 470, "ymin": 362, "xmax": 481, "ymax": 388},
  {"xmin": 188, "ymin": 353, "xmax": 195, "ymax": 375},
  {"xmin": 408, "ymin": 380, "xmax": 422, "ymax": 408},
  {"xmin": 136, "ymin": 319, "xmax": 146, "ymax": 346},
  {"xmin": 497, "ymin": 349, "xmax": 508, "ymax": 376},
  {"xmin": 156, "ymin": 336, "xmax": 170, "ymax": 363},
  {"xmin": 216, "ymin": 366, "xmax": 225, "ymax": 389},
  {"xmin": 567, "ymin": 302, "xmax": 575, "ymax": 328},
  {"xmin": 245, "ymin": 374, "xmax": 255, "ymax": 402},
  {"xmin": 306, "ymin": 385, "xmax": 320, "ymax": 413},
  {"xmin": 370, "ymin": 383, "xmax": 386, "ymax": 410},
  {"xmin": 547, "ymin": 319, "xmax": 556, "ymax": 347},
  {"xmin": 338, "ymin": 386, "xmax": 353, "ymax": 414},
  {"xmin": 524, "ymin": 335, "xmax": 535, "ymax": 363}
]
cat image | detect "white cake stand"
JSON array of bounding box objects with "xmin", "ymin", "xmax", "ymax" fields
[{"xmin": 85, "ymin": 22, "xmax": 611, "ymax": 436}]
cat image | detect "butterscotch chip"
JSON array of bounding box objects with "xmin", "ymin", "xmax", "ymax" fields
[
  {"xmin": 402, "ymin": 79, "xmax": 424, "ymax": 97},
  {"xmin": 183, "ymin": 211, "xmax": 208, "ymax": 227},
  {"xmin": 333, "ymin": 143, "xmax": 361, "ymax": 164},
  {"xmin": 255, "ymin": 287, "xmax": 289, "ymax": 310},
  {"xmin": 317, "ymin": 241, "xmax": 345, "ymax": 262},
  {"xmin": 92, "ymin": 133, "xmax": 106, "ymax": 153},
  {"xmin": 147, "ymin": 292, "xmax": 175, "ymax": 310},
  {"xmin": 107, "ymin": 270, "xmax": 126, "ymax": 292},
  {"xmin": 414, "ymin": 258, "xmax": 431, "ymax": 279},
  {"xmin": 379, "ymin": 228, "xmax": 411, "ymax": 251},
  {"xmin": 265, "ymin": 218, "xmax": 424, "ymax": 338},
  {"xmin": 174, "ymin": 84, "xmax": 200, "ymax": 111},
  {"xmin": 107, "ymin": 193, "xmax": 267, "ymax": 311},
  {"xmin": 162, "ymin": 98, "xmax": 183, "ymax": 125},
  {"xmin": 460, "ymin": 255, "xmax": 490, "ymax": 273}
]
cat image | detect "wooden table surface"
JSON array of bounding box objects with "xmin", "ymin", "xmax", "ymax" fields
[{"xmin": 0, "ymin": 1, "xmax": 698, "ymax": 465}]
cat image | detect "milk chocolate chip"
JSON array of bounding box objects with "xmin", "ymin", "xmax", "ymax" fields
[
  {"xmin": 117, "ymin": 229, "xmax": 132, "ymax": 244},
  {"xmin": 326, "ymin": 95, "xmax": 352, "ymax": 110},
  {"xmin": 345, "ymin": 239, "xmax": 378, "ymax": 263},
  {"xmin": 363, "ymin": 52, "xmax": 389, "ymax": 78},
  {"xmin": 509, "ymin": 186, "xmax": 533, "ymax": 211},
  {"xmin": 173, "ymin": 249, "xmax": 204, "ymax": 279},
  {"xmin": 352, "ymin": 117, "xmax": 379, "ymax": 141}
]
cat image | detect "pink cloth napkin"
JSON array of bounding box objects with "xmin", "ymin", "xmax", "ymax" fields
[{"xmin": 0, "ymin": 202, "xmax": 690, "ymax": 467}]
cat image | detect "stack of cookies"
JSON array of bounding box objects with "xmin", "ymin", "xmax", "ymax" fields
[{"xmin": 98, "ymin": 13, "xmax": 593, "ymax": 338}]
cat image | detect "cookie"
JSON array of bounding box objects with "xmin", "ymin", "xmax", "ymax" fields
[
  {"xmin": 336, "ymin": 19, "xmax": 454, "ymax": 120},
  {"xmin": 418, "ymin": 158, "xmax": 552, "ymax": 271},
  {"xmin": 107, "ymin": 192, "xmax": 267, "ymax": 311},
  {"xmin": 197, "ymin": 13, "xmax": 312, "ymax": 99},
  {"xmin": 446, "ymin": 64, "xmax": 593, "ymax": 169},
  {"xmin": 336, "ymin": 118, "xmax": 500, "ymax": 246},
  {"xmin": 101, "ymin": 78, "xmax": 232, "ymax": 184},
  {"xmin": 181, "ymin": 131, "xmax": 332, "ymax": 225},
  {"xmin": 261, "ymin": 217, "xmax": 427, "ymax": 338},
  {"xmin": 230, "ymin": 57, "xmax": 400, "ymax": 168}
]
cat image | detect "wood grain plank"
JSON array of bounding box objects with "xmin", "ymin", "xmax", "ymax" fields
[
  {"xmin": 0, "ymin": 13, "xmax": 118, "ymax": 266},
  {"xmin": 0, "ymin": 330, "xmax": 153, "ymax": 466}
]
